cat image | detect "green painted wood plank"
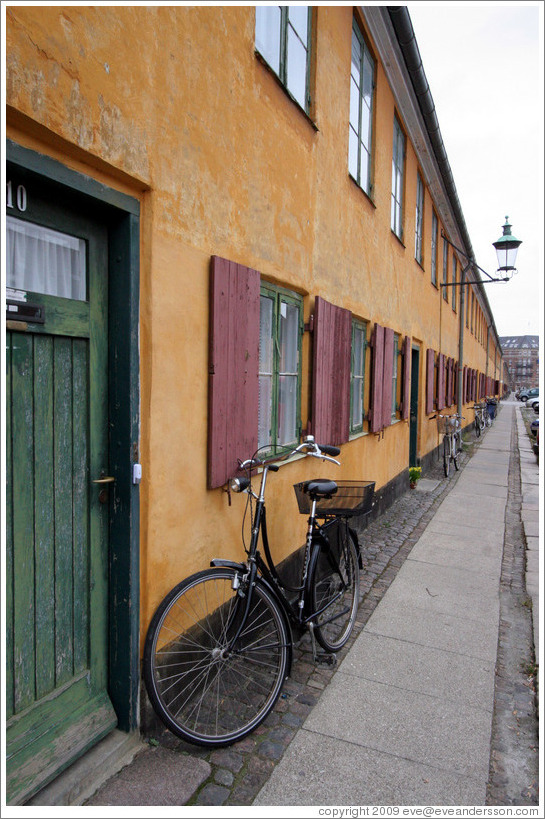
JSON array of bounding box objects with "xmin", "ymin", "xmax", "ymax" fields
[
  {"xmin": 6, "ymin": 334, "xmax": 15, "ymax": 719},
  {"xmin": 11, "ymin": 332, "xmax": 36, "ymax": 713},
  {"xmin": 53, "ymin": 337, "xmax": 74, "ymax": 686},
  {"xmin": 72, "ymin": 338, "xmax": 90, "ymax": 674},
  {"xmin": 33, "ymin": 335, "xmax": 56, "ymax": 699},
  {"xmin": 6, "ymin": 687, "xmax": 117, "ymax": 806},
  {"xmin": 19, "ymin": 294, "xmax": 90, "ymax": 338}
]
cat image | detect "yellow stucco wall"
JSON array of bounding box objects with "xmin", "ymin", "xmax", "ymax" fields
[{"xmin": 6, "ymin": 5, "xmax": 502, "ymax": 634}]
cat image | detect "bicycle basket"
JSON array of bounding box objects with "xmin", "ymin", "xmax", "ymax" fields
[
  {"xmin": 293, "ymin": 480, "xmax": 375, "ymax": 518},
  {"xmin": 436, "ymin": 415, "xmax": 458, "ymax": 434}
]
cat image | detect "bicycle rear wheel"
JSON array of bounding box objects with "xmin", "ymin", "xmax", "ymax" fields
[
  {"xmin": 310, "ymin": 523, "xmax": 359, "ymax": 652},
  {"xmin": 143, "ymin": 567, "xmax": 289, "ymax": 747}
]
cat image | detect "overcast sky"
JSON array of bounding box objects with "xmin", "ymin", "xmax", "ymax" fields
[{"xmin": 406, "ymin": 1, "xmax": 543, "ymax": 339}]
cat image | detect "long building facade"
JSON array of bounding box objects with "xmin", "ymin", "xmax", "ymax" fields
[{"xmin": 5, "ymin": 5, "xmax": 505, "ymax": 803}]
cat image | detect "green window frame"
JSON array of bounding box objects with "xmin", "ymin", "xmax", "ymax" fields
[
  {"xmin": 349, "ymin": 21, "xmax": 375, "ymax": 196},
  {"xmin": 350, "ymin": 319, "xmax": 367, "ymax": 434},
  {"xmin": 431, "ymin": 210, "xmax": 438, "ymax": 286},
  {"xmin": 391, "ymin": 333, "xmax": 400, "ymax": 420},
  {"xmin": 452, "ymin": 256, "xmax": 457, "ymax": 310},
  {"xmin": 415, "ymin": 172, "xmax": 424, "ymax": 264},
  {"xmin": 391, "ymin": 115, "xmax": 405, "ymax": 239},
  {"xmin": 259, "ymin": 283, "xmax": 303, "ymax": 454},
  {"xmin": 442, "ymin": 238, "xmax": 449, "ymax": 300},
  {"xmin": 255, "ymin": 6, "xmax": 312, "ymax": 113}
]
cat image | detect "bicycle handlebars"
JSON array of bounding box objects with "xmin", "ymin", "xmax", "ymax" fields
[{"xmin": 237, "ymin": 436, "xmax": 340, "ymax": 473}]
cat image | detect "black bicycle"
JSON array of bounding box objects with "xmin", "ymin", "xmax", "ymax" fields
[
  {"xmin": 143, "ymin": 435, "xmax": 374, "ymax": 747},
  {"xmin": 431, "ymin": 412, "xmax": 464, "ymax": 477}
]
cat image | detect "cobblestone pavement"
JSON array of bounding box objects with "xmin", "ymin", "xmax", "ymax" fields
[{"xmin": 144, "ymin": 414, "xmax": 539, "ymax": 807}]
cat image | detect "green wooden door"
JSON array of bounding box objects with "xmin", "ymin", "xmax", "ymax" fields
[{"xmin": 6, "ymin": 188, "xmax": 117, "ymax": 804}]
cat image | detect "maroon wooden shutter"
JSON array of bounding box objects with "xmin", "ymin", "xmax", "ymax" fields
[
  {"xmin": 381, "ymin": 327, "xmax": 394, "ymax": 429},
  {"xmin": 370, "ymin": 324, "xmax": 385, "ymax": 433},
  {"xmin": 208, "ymin": 256, "xmax": 260, "ymax": 489},
  {"xmin": 401, "ymin": 336, "xmax": 411, "ymax": 420},
  {"xmin": 312, "ymin": 297, "xmax": 351, "ymax": 446},
  {"xmin": 446, "ymin": 357, "xmax": 454, "ymax": 407},
  {"xmin": 437, "ymin": 353, "xmax": 446, "ymax": 410},
  {"xmin": 426, "ymin": 349, "xmax": 435, "ymax": 414},
  {"xmin": 463, "ymin": 366, "xmax": 468, "ymax": 404}
]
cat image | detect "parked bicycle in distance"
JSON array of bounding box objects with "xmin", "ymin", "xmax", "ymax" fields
[
  {"xmin": 143, "ymin": 435, "xmax": 375, "ymax": 748},
  {"xmin": 472, "ymin": 402, "xmax": 486, "ymax": 437},
  {"xmin": 431, "ymin": 412, "xmax": 464, "ymax": 477}
]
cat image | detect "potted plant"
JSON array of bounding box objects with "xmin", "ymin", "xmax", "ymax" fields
[{"xmin": 409, "ymin": 466, "xmax": 422, "ymax": 489}]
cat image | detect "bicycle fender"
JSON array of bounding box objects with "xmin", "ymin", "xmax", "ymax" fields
[
  {"xmin": 210, "ymin": 559, "xmax": 246, "ymax": 571},
  {"xmin": 347, "ymin": 524, "xmax": 363, "ymax": 569}
]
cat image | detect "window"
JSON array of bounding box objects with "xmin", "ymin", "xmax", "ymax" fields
[
  {"xmin": 349, "ymin": 21, "xmax": 375, "ymax": 196},
  {"xmin": 452, "ymin": 256, "xmax": 457, "ymax": 310},
  {"xmin": 431, "ymin": 210, "xmax": 438, "ymax": 285},
  {"xmin": 391, "ymin": 333, "xmax": 399, "ymax": 420},
  {"xmin": 391, "ymin": 115, "xmax": 405, "ymax": 238},
  {"xmin": 350, "ymin": 319, "xmax": 367, "ymax": 433},
  {"xmin": 259, "ymin": 283, "xmax": 302, "ymax": 452},
  {"xmin": 7, "ymin": 215, "xmax": 86, "ymax": 301},
  {"xmin": 415, "ymin": 172, "xmax": 424, "ymax": 264},
  {"xmin": 255, "ymin": 6, "xmax": 311, "ymax": 112},
  {"xmin": 442, "ymin": 238, "xmax": 449, "ymax": 300}
]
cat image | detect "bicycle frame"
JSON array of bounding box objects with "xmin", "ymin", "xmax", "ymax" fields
[{"xmin": 214, "ymin": 455, "xmax": 352, "ymax": 662}]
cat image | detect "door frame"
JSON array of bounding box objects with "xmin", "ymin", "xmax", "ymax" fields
[
  {"xmin": 409, "ymin": 343, "xmax": 420, "ymax": 467},
  {"xmin": 6, "ymin": 139, "xmax": 141, "ymax": 735}
]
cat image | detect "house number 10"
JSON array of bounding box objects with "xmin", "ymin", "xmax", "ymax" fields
[{"xmin": 6, "ymin": 180, "xmax": 28, "ymax": 212}]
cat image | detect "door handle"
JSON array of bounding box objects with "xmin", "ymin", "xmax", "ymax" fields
[{"xmin": 93, "ymin": 476, "xmax": 116, "ymax": 484}]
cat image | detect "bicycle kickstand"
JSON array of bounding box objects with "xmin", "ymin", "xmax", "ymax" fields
[{"xmin": 308, "ymin": 621, "xmax": 337, "ymax": 666}]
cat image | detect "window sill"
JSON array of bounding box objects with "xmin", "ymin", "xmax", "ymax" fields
[
  {"xmin": 348, "ymin": 175, "xmax": 376, "ymax": 209},
  {"xmin": 391, "ymin": 230, "xmax": 405, "ymax": 249},
  {"xmin": 349, "ymin": 429, "xmax": 369, "ymax": 442},
  {"xmin": 255, "ymin": 51, "xmax": 319, "ymax": 133}
]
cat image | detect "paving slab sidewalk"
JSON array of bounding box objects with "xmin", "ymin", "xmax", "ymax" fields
[{"xmin": 254, "ymin": 401, "xmax": 521, "ymax": 806}]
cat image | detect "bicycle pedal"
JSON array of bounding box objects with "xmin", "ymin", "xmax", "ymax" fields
[{"xmin": 316, "ymin": 653, "xmax": 337, "ymax": 666}]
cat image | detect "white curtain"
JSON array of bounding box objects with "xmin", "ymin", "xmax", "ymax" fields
[{"xmin": 6, "ymin": 216, "xmax": 86, "ymax": 301}]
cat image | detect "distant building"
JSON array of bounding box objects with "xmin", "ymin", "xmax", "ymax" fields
[{"xmin": 500, "ymin": 336, "xmax": 539, "ymax": 389}]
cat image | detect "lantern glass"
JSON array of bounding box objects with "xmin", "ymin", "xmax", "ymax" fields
[{"xmin": 493, "ymin": 218, "xmax": 521, "ymax": 272}]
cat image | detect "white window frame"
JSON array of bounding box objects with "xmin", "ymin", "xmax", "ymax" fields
[
  {"xmin": 431, "ymin": 210, "xmax": 438, "ymax": 286},
  {"xmin": 415, "ymin": 172, "xmax": 424, "ymax": 264},
  {"xmin": 255, "ymin": 6, "xmax": 312, "ymax": 113},
  {"xmin": 391, "ymin": 115, "xmax": 405, "ymax": 239},
  {"xmin": 349, "ymin": 21, "xmax": 375, "ymax": 196}
]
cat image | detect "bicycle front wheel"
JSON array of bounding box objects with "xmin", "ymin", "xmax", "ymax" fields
[
  {"xmin": 310, "ymin": 525, "xmax": 359, "ymax": 652},
  {"xmin": 453, "ymin": 434, "xmax": 460, "ymax": 470},
  {"xmin": 443, "ymin": 435, "xmax": 450, "ymax": 477},
  {"xmin": 143, "ymin": 568, "xmax": 290, "ymax": 747}
]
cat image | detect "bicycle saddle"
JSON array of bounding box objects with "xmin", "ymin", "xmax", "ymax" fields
[{"xmin": 303, "ymin": 479, "xmax": 338, "ymax": 499}]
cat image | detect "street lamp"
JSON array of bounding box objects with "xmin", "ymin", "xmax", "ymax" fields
[
  {"xmin": 492, "ymin": 216, "xmax": 522, "ymax": 276},
  {"xmin": 440, "ymin": 217, "xmax": 522, "ymax": 284},
  {"xmin": 438, "ymin": 219, "xmax": 523, "ymax": 420}
]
